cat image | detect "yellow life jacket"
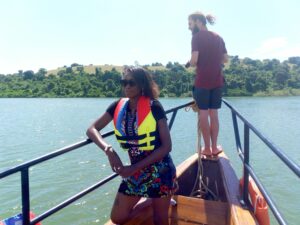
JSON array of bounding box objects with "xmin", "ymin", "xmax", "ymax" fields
[{"xmin": 113, "ymin": 96, "xmax": 158, "ymax": 151}]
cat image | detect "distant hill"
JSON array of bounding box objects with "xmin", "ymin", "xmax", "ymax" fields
[
  {"xmin": 46, "ymin": 64, "xmax": 167, "ymax": 76},
  {"xmin": 46, "ymin": 64, "xmax": 122, "ymax": 76}
]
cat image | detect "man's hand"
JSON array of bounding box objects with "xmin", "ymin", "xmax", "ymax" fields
[{"xmin": 185, "ymin": 62, "xmax": 191, "ymax": 68}]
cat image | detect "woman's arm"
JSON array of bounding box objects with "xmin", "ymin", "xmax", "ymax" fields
[
  {"xmin": 118, "ymin": 118, "xmax": 172, "ymax": 177},
  {"xmin": 86, "ymin": 112, "xmax": 123, "ymax": 172},
  {"xmin": 86, "ymin": 112, "xmax": 113, "ymax": 151}
]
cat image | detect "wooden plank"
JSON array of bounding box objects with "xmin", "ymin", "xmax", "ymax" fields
[
  {"xmin": 176, "ymin": 153, "xmax": 198, "ymax": 178},
  {"xmin": 170, "ymin": 195, "xmax": 228, "ymax": 225},
  {"xmin": 218, "ymin": 153, "xmax": 258, "ymax": 225}
]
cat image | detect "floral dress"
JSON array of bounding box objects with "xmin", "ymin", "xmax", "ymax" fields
[{"xmin": 107, "ymin": 99, "xmax": 178, "ymax": 198}]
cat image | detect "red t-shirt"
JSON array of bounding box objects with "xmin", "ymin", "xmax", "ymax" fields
[{"xmin": 192, "ymin": 30, "xmax": 227, "ymax": 89}]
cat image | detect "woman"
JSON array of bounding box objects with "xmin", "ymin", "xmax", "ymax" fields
[{"xmin": 86, "ymin": 67, "xmax": 177, "ymax": 225}]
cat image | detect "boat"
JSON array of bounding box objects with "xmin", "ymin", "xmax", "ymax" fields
[
  {"xmin": 1, "ymin": 100, "xmax": 299, "ymax": 225},
  {"xmin": 106, "ymin": 152, "xmax": 258, "ymax": 225}
]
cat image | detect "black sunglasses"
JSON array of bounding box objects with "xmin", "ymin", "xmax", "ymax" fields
[{"xmin": 120, "ymin": 79, "xmax": 136, "ymax": 87}]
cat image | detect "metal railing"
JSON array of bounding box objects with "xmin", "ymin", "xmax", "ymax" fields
[
  {"xmin": 222, "ymin": 99, "xmax": 300, "ymax": 225},
  {"xmin": 1, "ymin": 99, "xmax": 299, "ymax": 225},
  {"xmin": 0, "ymin": 101, "xmax": 192, "ymax": 225}
]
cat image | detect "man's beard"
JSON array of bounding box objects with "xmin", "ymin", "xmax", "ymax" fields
[{"xmin": 192, "ymin": 26, "xmax": 199, "ymax": 35}]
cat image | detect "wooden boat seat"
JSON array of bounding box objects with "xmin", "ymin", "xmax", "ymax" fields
[{"xmin": 169, "ymin": 195, "xmax": 228, "ymax": 225}]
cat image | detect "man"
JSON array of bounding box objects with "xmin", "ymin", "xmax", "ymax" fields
[{"xmin": 188, "ymin": 11, "xmax": 228, "ymax": 157}]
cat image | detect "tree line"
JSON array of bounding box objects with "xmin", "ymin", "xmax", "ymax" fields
[{"xmin": 0, "ymin": 56, "xmax": 300, "ymax": 97}]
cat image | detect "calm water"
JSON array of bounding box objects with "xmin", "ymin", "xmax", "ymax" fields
[{"xmin": 0, "ymin": 97, "xmax": 299, "ymax": 225}]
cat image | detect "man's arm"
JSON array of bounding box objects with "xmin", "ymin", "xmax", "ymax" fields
[{"xmin": 189, "ymin": 51, "xmax": 199, "ymax": 67}]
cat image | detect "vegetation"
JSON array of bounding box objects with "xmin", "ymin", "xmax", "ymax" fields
[{"xmin": 0, "ymin": 57, "xmax": 300, "ymax": 97}]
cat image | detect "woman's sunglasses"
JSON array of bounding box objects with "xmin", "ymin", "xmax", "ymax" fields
[{"xmin": 120, "ymin": 79, "xmax": 136, "ymax": 87}]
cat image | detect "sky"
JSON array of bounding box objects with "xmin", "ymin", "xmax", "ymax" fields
[{"xmin": 1, "ymin": 0, "xmax": 300, "ymax": 74}]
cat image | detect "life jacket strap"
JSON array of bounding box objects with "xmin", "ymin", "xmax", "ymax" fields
[
  {"xmin": 121, "ymin": 139, "xmax": 158, "ymax": 149},
  {"xmin": 116, "ymin": 134, "xmax": 146, "ymax": 141},
  {"xmin": 115, "ymin": 131, "xmax": 158, "ymax": 141}
]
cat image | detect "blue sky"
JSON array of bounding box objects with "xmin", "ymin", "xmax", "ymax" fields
[{"xmin": 1, "ymin": 0, "xmax": 299, "ymax": 74}]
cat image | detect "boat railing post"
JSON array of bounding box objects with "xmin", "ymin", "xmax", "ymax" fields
[
  {"xmin": 242, "ymin": 124, "xmax": 250, "ymax": 206},
  {"xmin": 21, "ymin": 168, "xmax": 30, "ymax": 225},
  {"xmin": 231, "ymin": 112, "xmax": 243, "ymax": 160}
]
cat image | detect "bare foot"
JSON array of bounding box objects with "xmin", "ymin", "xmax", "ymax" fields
[
  {"xmin": 212, "ymin": 145, "xmax": 223, "ymax": 156},
  {"xmin": 201, "ymin": 147, "xmax": 212, "ymax": 156}
]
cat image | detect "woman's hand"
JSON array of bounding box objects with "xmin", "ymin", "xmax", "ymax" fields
[
  {"xmin": 117, "ymin": 165, "xmax": 137, "ymax": 178},
  {"xmin": 105, "ymin": 146, "xmax": 136, "ymax": 177},
  {"xmin": 106, "ymin": 149, "xmax": 124, "ymax": 173}
]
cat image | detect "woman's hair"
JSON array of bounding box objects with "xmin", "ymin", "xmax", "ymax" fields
[
  {"xmin": 123, "ymin": 66, "xmax": 159, "ymax": 99},
  {"xmin": 189, "ymin": 11, "xmax": 215, "ymax": 25}
]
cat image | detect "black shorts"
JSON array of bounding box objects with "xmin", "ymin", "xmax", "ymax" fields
[{"xmin": 192, "ymin": 87, "xmax": 222, "ymax": 110}]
